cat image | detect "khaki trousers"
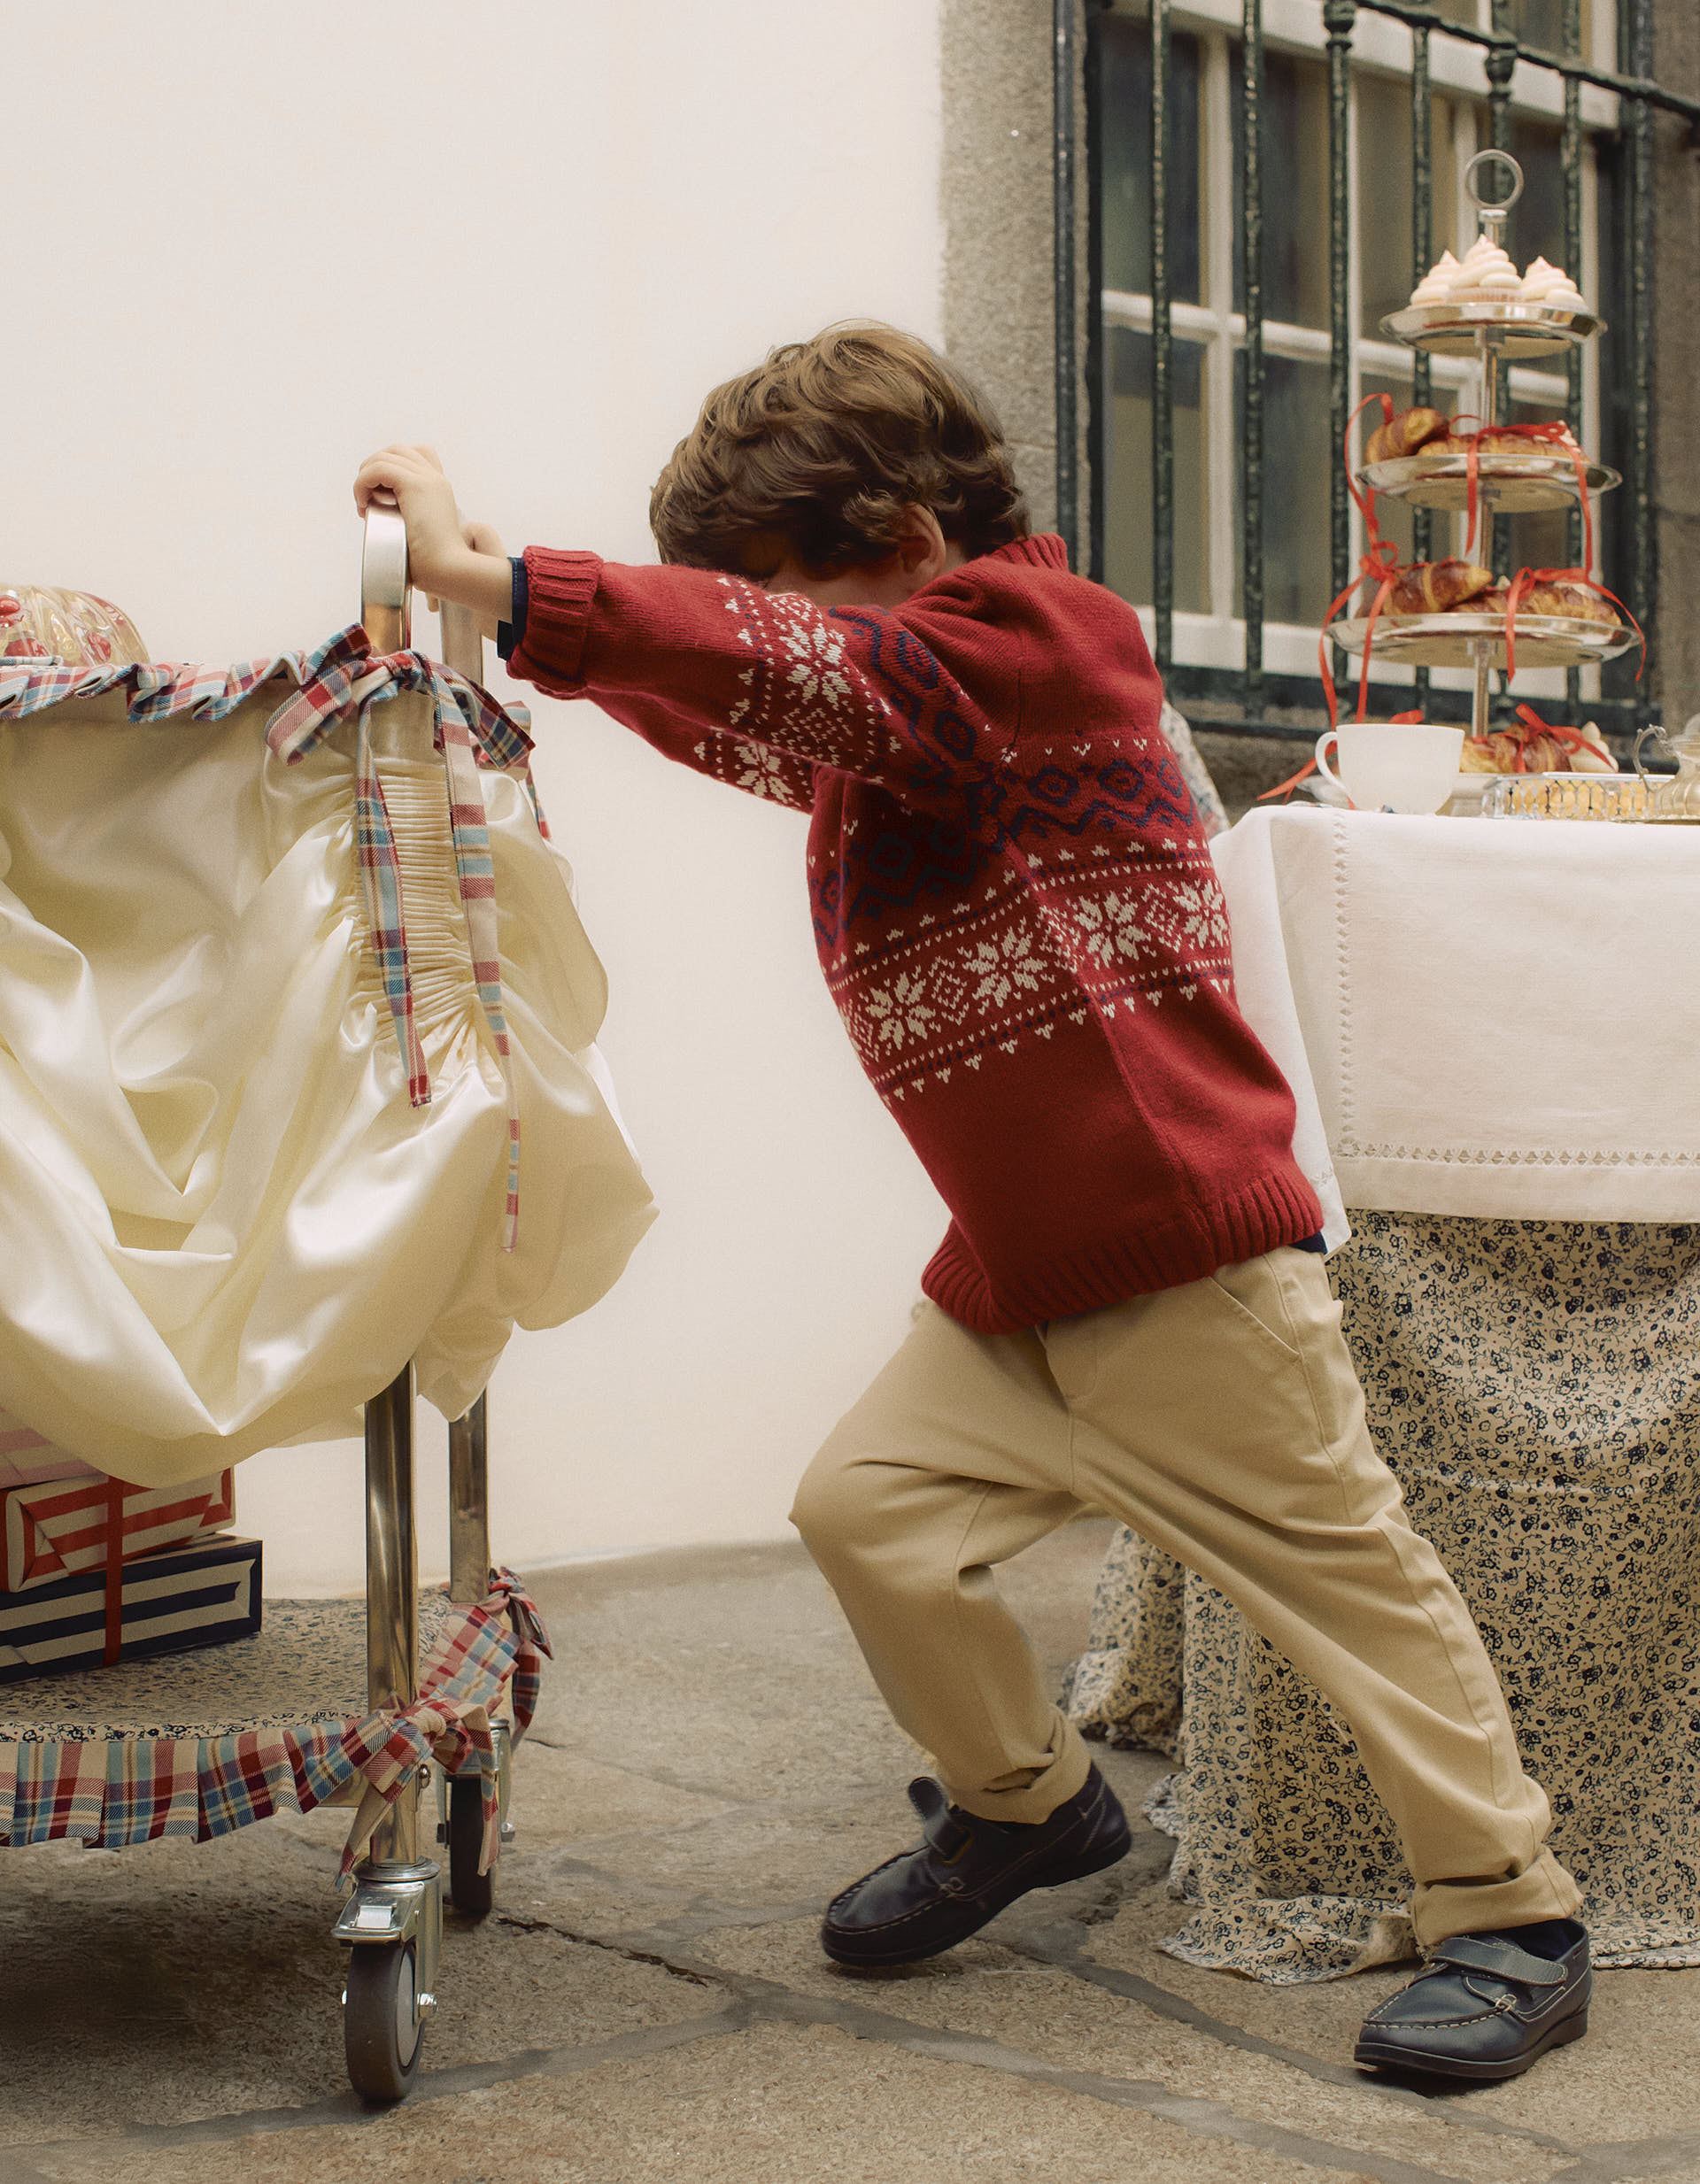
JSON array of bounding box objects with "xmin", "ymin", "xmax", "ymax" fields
[{"xmin": 791, "ymin": 1245, "xmax": 1581, "ymax": 1948}]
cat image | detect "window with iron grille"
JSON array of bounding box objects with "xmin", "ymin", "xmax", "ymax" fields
[{"xmin": 1077, "ymin": 0, "xmax": 1685, "ymax": 737}]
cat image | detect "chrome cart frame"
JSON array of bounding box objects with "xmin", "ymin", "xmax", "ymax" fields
[{"xmin": 331, "ymin": 507, "xmax": 516, "ymax": 2103}]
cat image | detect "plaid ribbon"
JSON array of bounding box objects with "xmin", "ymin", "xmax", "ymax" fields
[
  {"xmin": 0, "ymin": 627, "xmax": 539, "ymax": 1250},
  {"xmin": 482, "ymin": 1566, "xmax": 554, "ymax": 1738},
  {"xmin": 0, "ymin": 1570, "xmax": 549, "ymax": 1874}
]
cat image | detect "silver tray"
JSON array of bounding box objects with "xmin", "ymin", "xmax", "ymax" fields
[
  {"xmin": 1328, "ymin": 611, "xmax": 1635, "ymax": 669},
  {"xmin": 1380, "ymin": 302, "xmax": 1603, "ymax": 357},
  {"xmin": 1358, "ymin": 450, "xmax": 1619, "ymax": 513}
]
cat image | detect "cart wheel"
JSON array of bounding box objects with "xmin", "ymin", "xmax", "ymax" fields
[
  {"xmin": 344, "ymin": 1940, "xmax": 424, "ymax": 2104},
  {"xmin": 447, "ymin": 1774, "xmax": 496, "ymax": 1916}
]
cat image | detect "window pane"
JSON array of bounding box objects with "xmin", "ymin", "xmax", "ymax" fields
[
  {"xmin": 1104, "ymin": 327, "xmax": 1209, "ymax": 615},
  {"xmin": 1247, "ymin": 50, "xmax": 1330, "ymax": 329},
  {"xmin": 1510, "ymin": 0, "xmax": 1592, "ymax": 53},
  {"xmin": 1098, "ymin": 15, "xmax": 1202, "ymax": 304},
  {"xmin": 1233, "ymin": 351, "xmax": 1334, "ymax": 625},
  {"xmin": 1508, "ymin": 115, "xmax": 1570, "ymax": 277},
  {"xmin": 1357, "ymin": 84, "xmax": 1459, "ymax": 337}
]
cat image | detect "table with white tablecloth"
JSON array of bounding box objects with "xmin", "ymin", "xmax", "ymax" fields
[{"xmin": 1066, "ymin": 806, "xmax": 1700, "ymax": 1983}]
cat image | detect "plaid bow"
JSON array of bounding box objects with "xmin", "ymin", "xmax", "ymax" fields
[
  {"xmin": 337, "ymin": 1564, "xmax": 550, "ymax": 1879},
  {"xmin": 265, "ymin": 626, "xmax": 540, "ymax": 1248}
]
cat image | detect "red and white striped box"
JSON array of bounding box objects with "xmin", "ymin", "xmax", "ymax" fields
[
  {"xmin": 2, "ymin": 1470, "xmax": 235, "ymax": 1595},
  {"xmin": 0, "ymin": 1406, "xmax": 102, "ymax": 1493}
]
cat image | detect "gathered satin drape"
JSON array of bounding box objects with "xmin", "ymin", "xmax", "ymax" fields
[{"xmin": 0, "ymin": 667, "xmax": 654, "ymax": 1487}]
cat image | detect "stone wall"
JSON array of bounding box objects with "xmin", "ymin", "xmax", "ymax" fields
[{"xmin": 941, "ymin": 0, "xmax": 1070, "ymax": 536}]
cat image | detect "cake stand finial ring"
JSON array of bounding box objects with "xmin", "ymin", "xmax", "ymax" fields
[{"xmin": 1464, "ymin": 148, "xmax": 1524, "ymax": 235}]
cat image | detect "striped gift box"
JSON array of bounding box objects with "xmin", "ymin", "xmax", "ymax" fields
[
  {"xmin": 0, "ymin": 1406, "xmax": 101, "ymax": 1493},
  {"xmin": 3, "ymin": 1470, "xmax": 235, "ymax": 1594},
  {"xmin": 0, "ymin": 1535, "xmax": 262, "ymax": 1682}
]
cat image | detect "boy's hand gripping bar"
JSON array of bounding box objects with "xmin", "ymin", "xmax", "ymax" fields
[{"xmin": 360, "ymin": 498, "xmax": 484, "ymax": 683}]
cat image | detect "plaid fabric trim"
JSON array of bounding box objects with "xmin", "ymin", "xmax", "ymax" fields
[
  {"xmin": 4, "ymin": 1737, "xmax": 108, "ymax": 1844},
  {"xmin": 0, "ymin": 1570, "xmax": 545, "ymax": 1868},
  {"xmin": 0, "ymin": 627, "xmax": 537, "ymax": 1247},
  {"xmin": 482, "ymin": 1567, "xmax": 554, "ymax": 1737}
]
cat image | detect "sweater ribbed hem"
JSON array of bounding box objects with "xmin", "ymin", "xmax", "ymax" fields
[
  {"xmin": 920, "ymin": 1164, "xmax": 1325, "ymax": 1335},
  {"xmin": 508, "ymin": 548, "xmax": 605, "ymax": 690}
]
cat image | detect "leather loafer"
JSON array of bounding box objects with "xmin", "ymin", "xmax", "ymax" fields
[
  {"xmin": 822, "ymin": 1764, "xmax": 1132, "ymax": 1969},
  {"xmin": 1354, "ymin": 1927, "xmax": 1590, "ymax": 2081}
]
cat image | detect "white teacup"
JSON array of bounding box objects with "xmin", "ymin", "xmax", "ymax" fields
[{"xmin": 1314, "ymin": 722, "xmax": 1466, "ymax": 814}]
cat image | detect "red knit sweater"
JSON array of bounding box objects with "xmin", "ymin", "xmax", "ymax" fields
[{"xmin": 507, "ymin": 534, "xmax": 1321, "ymax": 1333}]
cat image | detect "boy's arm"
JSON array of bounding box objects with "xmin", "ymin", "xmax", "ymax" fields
[
  {"xmin": 497, "ymin": 555, "xmax": 817, "ymax": 813},
  {"xmin": 506, "ymin": 549, "xmax": 1001, "ymax": 806}
]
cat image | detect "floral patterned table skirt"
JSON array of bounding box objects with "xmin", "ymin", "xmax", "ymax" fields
[{"xmin": 1064, "ymin": 1213, "xmax": 1700, "ymax": 1984}]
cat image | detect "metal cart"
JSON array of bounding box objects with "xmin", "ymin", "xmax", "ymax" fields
[{"xmin": 0, "ymin": 505, "xmax": 537, "ymax": 2109}]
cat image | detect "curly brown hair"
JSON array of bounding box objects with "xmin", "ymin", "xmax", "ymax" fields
[{"xmin": 649, "ymin": 323, "xmax": 1031, "ymax": 576}]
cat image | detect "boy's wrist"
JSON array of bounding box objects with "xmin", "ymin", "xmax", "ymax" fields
[{"xmin": 429, "ymin": 545, "xmax": 514, "ymax": 632}]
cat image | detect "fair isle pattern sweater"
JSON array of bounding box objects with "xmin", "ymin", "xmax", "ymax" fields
[{"xmin": 507, "ymin": 534, "xmax": 1321, "ymax": 1333}]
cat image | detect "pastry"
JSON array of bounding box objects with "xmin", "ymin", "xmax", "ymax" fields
[
  {"xmin": 1427, "ymin": 425, "xmax": 1575, "ymax": 459},
  {"xmin": 1515, "ymin": 581, "xmax": 1615, "ymax": 624},
  {"xmin": 1364, "ymin": 406, "xmax": 1449, "ymax": 464},
  {"xmin": 1405, "ymin": 243, "xmax": 1588, "ymax": 317},
  {"xmin": 1461, "ymin": 718, "xmax": 1617, "ymax": 775},
  {"xmin": 1387, "ymin": 560, "xmax": 1496, "ymax": 615},
  {"xmin": 1410, "ymin": 250, "xmax": 1459, "ymax": 306}
]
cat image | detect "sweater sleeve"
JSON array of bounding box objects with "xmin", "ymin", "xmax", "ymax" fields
[{"xmin": 505, "ymin": 548, "xmax": 1006, "ymax": 812}]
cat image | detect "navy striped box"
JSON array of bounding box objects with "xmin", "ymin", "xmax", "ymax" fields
[{"xmin": 0, "ymin": 1535, "xmax": 262, "ymax": 1681}]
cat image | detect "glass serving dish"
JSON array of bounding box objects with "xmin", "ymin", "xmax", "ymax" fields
[
  {"xmin": 0, "ymin": 585, "xmax": 150, "ymax": 668},
  {"xmin": 1479, "ymin": 772, "xmax": 1654, "ymax": 821}
]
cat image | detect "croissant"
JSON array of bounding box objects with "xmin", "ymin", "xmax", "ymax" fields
[
  {"xmin": 1462, "ymin": 718, "xmax": 1618, "ymax": 776},
  {"xmin": 1428, "ymin": 429, "xmax": 1536, "ymax": 458},
  {"xmin": 1364, "ymin": 406, "xmax": 1449, "ymax": 465},
  {"xmin": 1520, "ymin": 582, "xmax": 1614, "ymax": 625},
  {"xmin": 1387, "ymin": 560, "xmax": 1496, "ymax": 615}
]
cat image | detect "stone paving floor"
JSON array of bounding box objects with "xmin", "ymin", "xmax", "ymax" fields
[{"xmin": 1, "ymin": 1520, "xmax": 1696, "ymax": 2184}]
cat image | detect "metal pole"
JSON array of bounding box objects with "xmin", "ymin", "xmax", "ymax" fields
[
  {"xmin": 1625, "ymin": 0, "xmax": 1657, "ymax": 727},
  {"xmin": 365, "ymin": 1363, "xmax": 420, "ymax": 1864},
  {"xmin": 1484, "ymin": 22, "xmax": 1517, "ymax": 583},
  {"xmin": 1084, "ymin": 1, "xmax": 1108, "ymax": 586},
  {"xmin": 1151, "ymin": 0, "xmax": 1174, "ymax": 672},
  {"xmin": 1563, "ymin": 0, "xmax": 1584, "ymax": 708},
  {"xmin": 1324, "ymin": 0, "xmax": 1357, "ymax": 610},
  {"xmin": 1240, "ymin": 0, "xmax": 1265, "ymax": 710},
  {"xmin": 1054, "ymin": 0, "xmax": 1079, "ymax": 568},
  {"xmin": 447, "ymin": 1395, "xmax": 491, "ymax": 1609},
  {"xmin": 1410, "ymin": 19, "xmax": 1433, "ymax": 714}
]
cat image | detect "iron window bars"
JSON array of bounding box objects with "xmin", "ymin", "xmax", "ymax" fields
[{"xmin": 1064, "ymin": 0, "xmax": 1699, "ymax": 741}]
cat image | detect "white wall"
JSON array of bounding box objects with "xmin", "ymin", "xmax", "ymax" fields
[{"xmin": 5, "ymin": 1, "xmax": 949, "ymax": 1593}]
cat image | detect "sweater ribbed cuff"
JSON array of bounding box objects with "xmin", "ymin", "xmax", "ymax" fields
[{"xmin": 507, "ymin": 547, "xmax": 604, "ymax": 690}]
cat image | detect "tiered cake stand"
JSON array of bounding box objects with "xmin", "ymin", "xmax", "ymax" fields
[{"xmin": 1330, "ymin": 150, "xmax": 1635, "ymax": 744}]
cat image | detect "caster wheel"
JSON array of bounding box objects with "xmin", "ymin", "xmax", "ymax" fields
[
  {"xmin": 344, "ymin": 1939, "xmax": 423, "ymax": 2104},
  {"xmin": 447, "ymin": 1774, "xmax": 496, "ymax": 1916}
]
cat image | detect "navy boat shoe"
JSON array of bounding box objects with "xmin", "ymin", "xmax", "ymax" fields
[
  {"xmin": 822, "ymin": 1764, "xmax": 1132, "ymax": 1970},
  {"xmin": 1355, "ymin": 1922, "xmax": 1590, "ymax": 2081}
]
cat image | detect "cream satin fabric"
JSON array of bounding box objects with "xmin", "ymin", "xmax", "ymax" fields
[{"xmin": 0, "ymin": 678, "xmax": 654, "ymax": 1487}]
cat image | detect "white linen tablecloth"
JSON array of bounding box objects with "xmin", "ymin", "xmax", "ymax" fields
[{"xmin": 1211, "ymin": 806, "xmax": 1700, "ymax": 1227}]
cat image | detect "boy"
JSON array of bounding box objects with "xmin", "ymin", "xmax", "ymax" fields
[{"xmin": 355, "ymin": 322, "xmax": 1588, "ymax": 2080}]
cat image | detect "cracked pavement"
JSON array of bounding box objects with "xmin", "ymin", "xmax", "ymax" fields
[{"xmin": 1, "ymin": 1523, "xmax": 1696, "ymax": 2184}]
